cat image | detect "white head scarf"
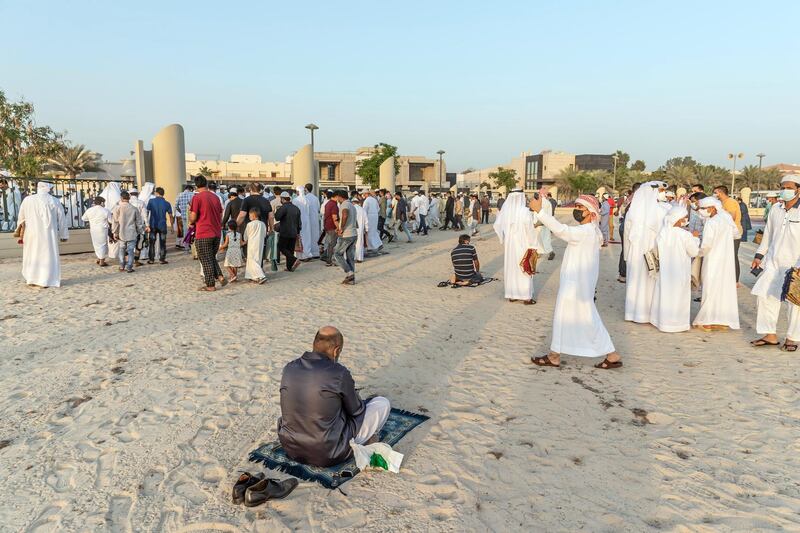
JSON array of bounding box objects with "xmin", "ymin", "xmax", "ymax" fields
[
  {"xmin": 139, "ymin": 182, "xmax": 155, "ymax": 206},
  {"xmin": 37, "ymin": 182, "xmax": 53, "ymax": 194},
  {"xmin": 624, "ymin": 181, "xmax": 663, "ymax": 259},
  {"xmin": 99, "ymin": 182, "xmax": 122, "ymax": 212},
  {"xmin": 493, "ymin": 190, "xmax": 531, "ymax": 245},
  {"xmin": 698, "ymin": 197, "xmax": 739, "ymax": 237}
]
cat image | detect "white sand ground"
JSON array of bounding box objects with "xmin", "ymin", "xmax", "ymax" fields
[{"xmin": 0, "ymin": 217, "xmax": 798, "ymax": 532}]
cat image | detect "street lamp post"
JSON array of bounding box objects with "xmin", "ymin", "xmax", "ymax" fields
[
  {"xmin": 728, "ymin": 152, "xmax": 743, "ymax": 193},
  {"xmin": 305, "ymin": 123, "xmax": 319, "ymax": 198},
  {"xmin": 756, "ymin": 152, "xmax": 766, "ymax": 191},
  {"xmin": 436, "ymin": 150, "xmax": 445, "ymax": 192},
  {"xmin": 611, "ymin": 154, "xmax": 619, "ymax": 191}
]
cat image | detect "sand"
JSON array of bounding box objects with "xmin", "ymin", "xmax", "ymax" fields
[{"xmin": 0, "ymin": 217, "xmax": 798, "ymax": 532}]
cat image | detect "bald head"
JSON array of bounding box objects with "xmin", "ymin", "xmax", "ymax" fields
[{"xmin": 313, "ymin": 326, "xmax": 344, "ymax": 360}]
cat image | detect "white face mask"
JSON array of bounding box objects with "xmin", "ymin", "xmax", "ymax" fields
[
  {"xmin": 658, "ymin": 191, "xmax": 667, "ymax": 202},
  {"xmin": 780, "ymin": 188, "xmax": 797, "ymax": 202},
  {"xmin": 698, "ymin": 208, "xmax": 710, "ymax": 219}
]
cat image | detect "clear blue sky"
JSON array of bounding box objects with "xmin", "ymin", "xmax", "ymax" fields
[{"xmin": 2, "ymin": 0, "xmax": 797, "ymax": 172}]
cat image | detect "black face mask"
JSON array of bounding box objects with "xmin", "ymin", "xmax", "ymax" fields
[{"xmin": 572, "ymin": 209, "xmax": 585, "ymax": 223}]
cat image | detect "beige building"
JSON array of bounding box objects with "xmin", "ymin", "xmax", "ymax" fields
[
  {"xmin": 185, "ymin": 153, "xmax": 292, "ymax": 184},
  {"xmin": 461, "ymin": 150, "xmax": 575, "ymax": 193},
  {"xmin": 460, "ymin": 150, "xmax": 615, "ymax": 195},
  {"xmin": 185, "ymin": 147, "xmax": 446, "ymax": 191}
]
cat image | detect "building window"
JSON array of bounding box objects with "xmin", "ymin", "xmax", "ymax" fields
[
  {"xmin": 231, "ymin": 172, "xmax": 241, "ymax": 178},
  {"xmin": 525, "ymin": 159, "xmax": 539, "ymax": 190},
  {"xmin": 327, "ymin": 164, "xmax": 336, "ymax": 180},
  {"xmin": 271, "ymin": 172, "xmax": 277, "ymax": 178},
  {"xmin": 258, "ymin": 171, "xmax": 269, "ymax": 178}
]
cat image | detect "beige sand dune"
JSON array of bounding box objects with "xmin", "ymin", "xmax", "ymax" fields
[{"xmin": 0, "ymin": 217, "xmax": 798, "ymax": 532}]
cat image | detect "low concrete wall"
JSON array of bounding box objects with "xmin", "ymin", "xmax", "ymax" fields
[{"xmin": 0, "ymin": 229, "xmax": 95, "ymax": 260}]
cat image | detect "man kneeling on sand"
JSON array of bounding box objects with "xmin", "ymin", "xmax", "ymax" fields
[
  {"xmin": 278, "ymin": 326, "xmax": 391, "ymax": 467},
  {"xmin": 450, "ymin": 234, "xmax": 483, "ymax": 285}
]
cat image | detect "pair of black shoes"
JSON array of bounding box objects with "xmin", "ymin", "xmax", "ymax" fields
[{"xmin": 232, "ymin": 472, "xmax": 298, "ymax": 507}]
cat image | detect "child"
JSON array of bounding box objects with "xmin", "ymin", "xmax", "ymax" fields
[
  {"xmin": 241, "ymin": 208, "xmax": 267, "ymax": 284},
  {"xmin": 650, "ymin": 205, "xmax": 700, "ymax": 332},
  {"xmin": 219, "ymin": 220, "xmax": 244, "ymax": 282}
]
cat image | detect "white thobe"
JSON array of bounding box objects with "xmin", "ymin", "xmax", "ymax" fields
[
  {"xmin": 305, "ymin": 192, "xmax": 321, "ymax": 257},
  {"xmin": 354, "ymin": 205, "xmax": 367, "ymax": 261},
  {"xmin": 498, "ymin": 213, "xmax": 538, "ymax": 300},
  {"xmin": 17, "ymin": 192, "xmax": 69, "ymax": 287},
  {"xmin": 429, "ymin": 198, "xmax": 440, "ymax": 225},
  {"xmin": 243, "ymin": 220, "xmax": 267, "ymax": 280},
  {"xmin": 693, "ymin": 215, "xmax": 740, "ymax": 328},
  {"xmin": 363, "ymin": 195, "xmax": 382, "ymax": 250},
  {"xmin": 752, "ymin": 203, "xmax": 800, "ymax": 335},
  {"xmin": 650, "ymin": 227, "xmax": 700, "ymax": 332},
  {"xmin": 538, "ymin": 212, "xmax": 615, "ymax": 357},
  {"xmin": 81, "ymin": 205, "xmax": 112, "ymax": 259},
  {"xmin": 129, "ymin": 196, "xmax": 148, "ymax": 255},
  {"xmin": 536, "ymin": 197, "xmax": 554, "ymax": 255},
  {"xmin": 624, "ymin": 203, "xmax": 670, "ymax": 322},
  {"xmin": 292, "ymin": 194, "xmax": 312, "ymax": 260},
  {"xmin": 0, "ymin": 184, "xmax": 22, "ymax": 231}
]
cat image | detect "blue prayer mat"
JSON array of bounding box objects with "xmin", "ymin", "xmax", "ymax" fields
[{"xmin": 248, "ymin": 408, "xmax": 429, "ymax": 489}]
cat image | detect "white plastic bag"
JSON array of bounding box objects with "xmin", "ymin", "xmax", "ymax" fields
[{"xmin": 349, "ymin": 439, "xmax": 404, "ymax": 473}]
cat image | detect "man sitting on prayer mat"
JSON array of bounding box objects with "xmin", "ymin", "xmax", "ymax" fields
[
  {"xmin": 278, "ymin": 327, "xmax": 391, "ymax": 467},
  {"xmin": 450, "ymin": 234, "xmax": 483, "ymax": 285}
]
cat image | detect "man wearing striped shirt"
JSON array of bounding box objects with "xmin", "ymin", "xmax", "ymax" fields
[{"xmin": 450, "ymin": 234, "xmax": 482, "ymax": 285}]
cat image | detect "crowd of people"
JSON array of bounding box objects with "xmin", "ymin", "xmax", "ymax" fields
[{"xmin": 12, "ymin": 176, "xmax": 500, "ymax": 290}]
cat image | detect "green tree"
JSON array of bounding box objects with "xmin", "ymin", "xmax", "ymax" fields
[
  {"xmin": 46, "ymin": 143, "xmax": 103, "ymax": 179},
  {"xmin": 198, "ymin": 165, "xmax": 212, "ymax": 178},
  {"xmin": 479, "ymin": 181, "xmax": 492, "ymax": 190},
  {"xmin": 738, "ymin": 164, "xmax": 762, "ymax": 190},
  {"xmin": 613, "ymin": 150, "xmax": 630, "ymax": 169},
  {"xmin": 665, "ymin": 164, "xmax": 696, "ymax": 187},
  {"xmin": 0, "ymin": 89, "xmax": 64, "ymax": 176},
  {"xmin": 761, "ymin": 168, "xmax": 782, "ymax": 189},
  {"xmin": 569, "ymin": 172, "xmax": 599, "ymax": 195},
  {"xmin": 631, "ymin": 159, "xmax": 646, "ymax": 171},
  {"xmin": 355, "ymin": 143, "xmax": 399, "ymax": 189},
  {"xmin": 662, "ymin": 156, "xmax": 698, "ymax": 171},
  {"xmin": 694, "ymin": 164, "xmax": 729, "ymax": 191},
  {"xmin": 488, "ymin": 166, "xmax": 518, "ymax": 191},
  {"xmin": 588, "ymin": 169, "xmax": 613, "ymax": 191},
  {"xmin": 556, "ymin": 167, "xmax": 599, "ymax": 197}
]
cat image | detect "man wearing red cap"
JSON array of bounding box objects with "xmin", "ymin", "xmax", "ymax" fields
[{"xmin": 527, "ymin": 194, "xmax": 622, "ymax": 369}]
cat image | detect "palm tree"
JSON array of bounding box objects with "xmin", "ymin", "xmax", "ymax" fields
[
  {"xmin": 46, "ymin": 143, "xmax": 103, "ymax": 179},
  {"xmin": 198, "ymin": 165, "xmax": 213, "ymax": 178},
  {"xmin": 555, "ymin": 167, "xmax": 579, "ymax": 197},
  {"xmin": 665, "ymin": 164, "xmax": 696, "ymax": 187},
  {"xmin": 695, "ymin": 164, "xmax": 730, "ymax": 192},
  {"xmin": 738, "ymin": 164, "xmax": 761, "ymax": 190}
]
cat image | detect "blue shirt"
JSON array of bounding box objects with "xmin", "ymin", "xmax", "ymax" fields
[{"xmin": 147, "ymin": 196, "xmax": 173, "ymax": 231}]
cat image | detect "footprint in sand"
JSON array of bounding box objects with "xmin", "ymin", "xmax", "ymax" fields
[
  {"xmin": 96, "ymin": 451, "xmax": 116, "ymax": 489},
  {"xmin": 139, "ymin": 468, "xmax": 166, "ymax": 497},
  {"xmin": 156, "ymin": 507, "xmax": 183, "ymax": 532},
  {"xmin": 174, "ymin": 481, "xmax": 208, "ymax": 505},
  {"xmin": 429, "ymin": 507, "xmax": 456, "ymax": 521},
  {"xmin": 105, "ymin": 495, "xmax": 133, "ymax": 533},
  {"xmin": 77, "ymin": 440, "xmax": 101, "ymax": 462},
  {"xmin": 434, "ymin": 485, "xmax": 460, "ymax": 501},
  {"xmin": 25, "ymin": 501, "xmax": 66, "ymax": 533},
  {"xmin": 332, "ymin": 509, "xmax": 368, "ymax": 529},
  {"xmin": 46, "ymin": 463, "xmax": 77, "ymax": 492}
]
